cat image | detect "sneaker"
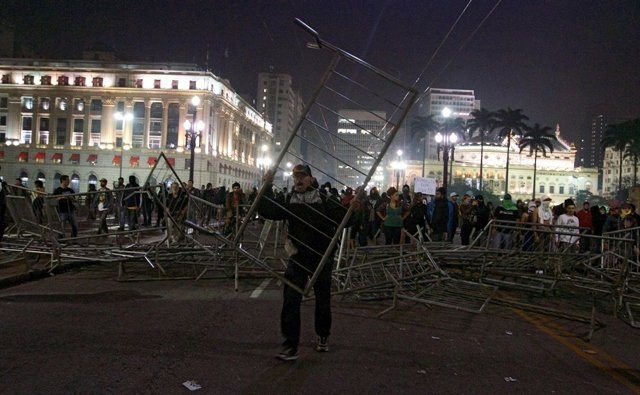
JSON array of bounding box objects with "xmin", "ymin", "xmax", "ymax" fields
[
  {"xmin": 276, "ymin": 346, "xmax": 299, "ymax": 361},
  {"xmin": 315, "ymin": 336, "xmax": 329, "ymax": 352}
]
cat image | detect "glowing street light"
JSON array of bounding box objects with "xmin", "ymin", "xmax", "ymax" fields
[
  {"xmin": 183, "ymin": 96, "xmax": 204, "ymax": 181},
  {"xmin": 435, "ymin": 107, "xmax": 459, "ymax": 191},
  {"xmin": 114, "ymin": 111, "xmax": 133, "ymax": 178}
]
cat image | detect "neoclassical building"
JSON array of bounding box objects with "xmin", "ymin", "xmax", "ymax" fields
[
  {"xmin": 0, "ymin": 58, "xmax": 272, "ymax": 192},
  {"xmin": 389, "ymin": 125, "xmax": 598, "ymax": 202}
]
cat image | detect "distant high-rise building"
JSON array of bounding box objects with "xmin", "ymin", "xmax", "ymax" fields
[
  {"xmin": 256, "ymin": 72, "xmax": 304, "ymax": 160},
  {"xmin": 577, "ymin": 114, "xmax": 607, "ymax": 169},
  {"xmin": 336, "ymin": 109, "xmax": 386, "ymax": 188},
  {"xmin": 418, "ymin": 88, "xmax": 480, "ymax": 160}
]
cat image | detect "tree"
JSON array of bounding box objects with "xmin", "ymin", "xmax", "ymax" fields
[
  {"xmin": 602, "ymin": 120, "xmax": 635, "ymax": 193},
  {"xmin": 467, "ymin": 108, "xmax": 497, "ymax": 192},
  {"xmin": 518, "ymin": 123, "xmax": 556, "ymax": 199},
  {"xmin": 410, "ymin": 115, "xmax": 440, "ymax": 177},
  {"xmin": 495, "ymin": 108, "xmax": 529, "ymax": 194}
]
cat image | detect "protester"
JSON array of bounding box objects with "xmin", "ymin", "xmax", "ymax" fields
[
  {"xmin": 459, "ymin": 192, "xmax": 477, "ymax": 245},
  {"xmin": 576, "ymin": 201, "xmax": 593, "ymax": 253},
  {"xmin": 225, "ymin": 182, "xmax": 247, "ymax": 236},
  {"xmin": 555, "ymin": 200, "xmax": 580, "ymax": 252},
  {"xmin": 447, "ymin": 192, "xmax": 460, "ymax": 243},
  {"xmin": 32, "ymin": 179, "xmax": 46, "ymax": 224},
  {"xmin": 427, "ymin": 187, "xmax": 449, "ymax": 242},
  {"xmin": 124, "ymin": 175, "xmax": 141, "ymax": 230},
  {"xmin": 53, "ymin": 175, "xmax": 78, "ymax": 238},
  {"xmin": 492, "ymin": 193, "xmax": 519, "ymax": 249},
  {"xmin": 258, "ymin": 164, "xmax": 356, "ymax": 361},
  {"xmin": 93, "ymin": 178, "xmax": 113, "ymax": 234},
  {"xmin": 377, "ymin": 187, "xmax": 407, "ymax": 245}
]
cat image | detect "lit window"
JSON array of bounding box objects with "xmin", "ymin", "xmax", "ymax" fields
[
  {"xmin": 74, "ymin": 76, "xmax": 86, "ymax": 86},
  {"xmin": 154, "ymin": 79, "xmax": 161, "ymax": 89},
  {"xmin": 23, "ymin": 75, "xmax": 34, "ymax": 85},
  {"xmin": 57, "ymin": 76, "xmax": 69, "ymax": 86},
  {"xmin": 172, "ymin": 80, "xmax": 178, "ymax": 89},
  {"xmin": 135, "ymin": 79, "xmax": 143, "ymax": 88},
  {"xmin": 92, "ymin": 77, "xmax": 103, "ymax": 87}
]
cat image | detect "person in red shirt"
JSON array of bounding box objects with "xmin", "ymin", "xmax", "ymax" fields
[{"xmin": 576, "ymin": 201, "xmax": 593, "ymax": 253}]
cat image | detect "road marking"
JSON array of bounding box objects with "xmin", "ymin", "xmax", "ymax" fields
[
  {"xmin": 512, "ymin": 308, "xmax": 640, "ymax": 393},
  {"xmin": 250, "ymin": 278, "xmax": 272, "ymax": 298}
]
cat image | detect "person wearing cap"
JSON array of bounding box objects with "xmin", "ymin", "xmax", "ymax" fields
[
  {"xmin": 258, "ymin": 164, "xmax": 358, "ymax": 361},
  {"xmin": 93, "ymin": 178, "xmax": 113, "ymax": 234},
  {"xmin": 427, "ymin": 187, "xmax": 449, "ymax": 242},
  {"xmin": 448, "ymin": 192, "xmax": 460, "ymax": 243},
  {"xmin": 225, "ymin": 181, "xmax": 247, "ymax": 236},
  {"xmin": 492, "ymin": 193, "xmax": 519, "ymax": 249}
]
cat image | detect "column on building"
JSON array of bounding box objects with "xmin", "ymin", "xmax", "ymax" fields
[
  {"xmin": 8, "ymin": 94, "xmax": 21, "ymax": 141},
  {"xmin": 160, "ymin": 100, "xmax": 169, "ymax": 149},
  {"xmin": 83, "ymin": 96, "xmax": 91, "ymax": 147},
  {"xmin": 32, "ymin": 95, "xmax": 40, "ymax": 145},
  {"xmin": 102, "ymin": 97, "xmax": 116, "ymax": 144},
  {"xmin": 143, "ymin": 99, "xmax": 151, "ymax": 149},
  {"xmin": 178, "ymin": 100, "xmax": 187, "ymax": 148},
  {"xmin": 123, "ymin": 99, "xmax": 133, "ymax": 147}
]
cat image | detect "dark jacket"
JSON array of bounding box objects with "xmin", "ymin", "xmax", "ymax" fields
[{"xmin": 258, "ymin": 185, "xmax": 351, "ymax": 269}]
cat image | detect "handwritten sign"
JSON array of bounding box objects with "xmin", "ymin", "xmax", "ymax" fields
[{"xmin": 414, "ymin": 177, "xmax": 436, "ymax": 195}]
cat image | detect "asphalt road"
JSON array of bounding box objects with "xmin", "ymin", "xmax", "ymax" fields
[{"xmin": 0, "ymin": 263, "xmax": 638, "ymax": 394}]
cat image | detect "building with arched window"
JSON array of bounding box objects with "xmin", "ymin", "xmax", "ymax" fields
[{"xmin": 0, "ymin": 59, "xmax": 272, "ymax": 192}]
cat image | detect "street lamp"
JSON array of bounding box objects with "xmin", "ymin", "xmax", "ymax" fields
[
  {"xmin": 284, "ymin": 162, "xmax": 292, "ymax": 189},
  {"xmin": 183, "ymin": 96, "xmax": 204, "ymax": 182},
  {"xmin": 114, "ymin": 111, "xmax": 133, "ymax": 178},
  {"xmin": 435, "ymin": 107, "xmax": 458, "ymax": 191},
  {"xmin": 391, "ymin": 149, "xmax": 406, "ymax": 190}
]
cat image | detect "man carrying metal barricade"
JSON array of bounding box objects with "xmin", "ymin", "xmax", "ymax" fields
[{"xmin": 258, "ymin": 164, "xmax": 359, "ymax": 361}]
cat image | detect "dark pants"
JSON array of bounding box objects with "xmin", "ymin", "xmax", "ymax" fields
[
  {"xmin": 384, "ymin": 226, "xmax": 402, "ymax": 245},
  {"xmin": 281, "ymin": 256, "xmax": 333, "ymax": 348},
  {"xmin": 97, "ymin": 210, "xmax": 109, "ymax": 234},
  {"xmin": 460, "ymin": 222, "xmax": 473, "ymax": 245}
]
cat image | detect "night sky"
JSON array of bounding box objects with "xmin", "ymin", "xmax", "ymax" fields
[{"xmin": 5, "ymin": 0, "xmax": 640, "ymax": 143}]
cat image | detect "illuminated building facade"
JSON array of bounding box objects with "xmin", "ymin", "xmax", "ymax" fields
[{"xmin": 0, "ymin": 58, "xmax": 272, "ymax": 192}]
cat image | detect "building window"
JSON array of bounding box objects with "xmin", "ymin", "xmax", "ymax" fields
[
  {"xmin": 0, "ymin": 116, "xmax": 6, "ymax": 126},
  {"xmin": 148, "ymin": 102, "xmax": 163, "ymax": 149},
  {"xmin": 154, "ymin": 79, "xmax": 161, "ymax": 89},
  {"xmin": 1, "ymin": 75, "xmax": 10, "ymax": 84},
  {"xmin": 39, "ymin": 118, "xmax": 50, "ymax": 145},
  {"xmin": 90, "ymin": 99, "xmax": 102, "ymax": 113},
  {"xmin": 73, "ymin": 119, "xmax": 84, "ymax": 146},
  {"xmin": 135, "ymin": 79, "xmax": 143, "ymax": 88},
  {"xmin": 56, "ymin": 118, "xmax": 67, "ymax": 145},
  {"xmin": 92, "ymin": 77, "xmax": 103, "ymax": 87},
  {"xmin": 132, "ymin": 101, "xmax": 145, "ymax": 148},
  {"xmin": 21, "ymin": 117, "xmax": 32, "ymax": 144},
  {"xmin": 75, "ymin": 99, "xmax": 85, "ymax": 112},
  {"xmin": 57, "ymin": 76, "xmax": 69, "ymax": 86},
  {"xmin": 40, "ymin": 98, "xmax": 51, "ymax": 111},
  {"xmin": 22, "ymin": 97, "xmax": 34, "ymax": 111},
  {"xmin": 58, "ymin": 98, "xmax": 67, "ymax": 111},
  {"xmin": 74, "ymin": 76, "xmax": 86, "ymax": 86},
  {"xmin": 172, "ymin": 80, "xmax": 178, "ymax": 89},
  {"xmin": 70, "ymin": 174, "xmax": 80, "ymax": 192},
  {"xmin": 549, "ymin": 185, "xmax": 555, "ymax": 194},
  {"xmin": 118, "ymin": 78, "xmax": 126, "ymax": 87},
  {"xmin": 23, "ymin": 75, "xmax": 35, "ymax": 85},
  {"xmin": 189, "ymin": 80, "xmax": 196, "ymax": 90},
  {"xmin": 539, "ymin": 185, "xmax": 545, "ymax": 193},
  {"xmin": 559, "ymin": 185, "xmax": 565, "ymax": 194},
  {"xmin": 166, "ymin": 103, "xmax": 179, "ymax": 148},
  {"xmin": 90, "ymin": 119, "xmax": 101, "ymax": 145},
  {"xmin": 0, "ymin": 97, "xmax": 7, "ymax": 108}
]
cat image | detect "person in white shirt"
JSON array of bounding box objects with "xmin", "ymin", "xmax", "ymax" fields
[{"xmin": 555, "ymin": 200, "xmax": 580, "ymax": 252}]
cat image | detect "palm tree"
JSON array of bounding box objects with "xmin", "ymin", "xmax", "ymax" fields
[
  {"xmin": 440, "ymin": 116, "xmax": 467, "ymax": 187},
  {"xmin": 495, "ymin": 108, "xmax": 529, "ymax": 194},
  {"xmin": 518, "ymin": 123, "xmax": 556, "ymax": 199},
  {"xmin": 410, "ymin": 115, "xmax": 440, "ymax": 177},
  {"xmin": 467, "ymin": 108, "xmax": 497, "ymax": 192},
  {"xmin": 602, "ymin": 121, "xmax": 635, "ymax": 193}
]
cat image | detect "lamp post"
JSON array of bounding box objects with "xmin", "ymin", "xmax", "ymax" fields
[
  {"xmin": 391, "ymin": 149, "xmax": 406, "ymax": 190},
  {"xmin": 114, "ymin": 112, "xmax": 133, "ymax": 178},
  {"xmin": 183, "ymin": 96, "xmax": 204, "ymax": 182},
  {"xmin": 435, "ymin": 107, "xmax": 458, "ymax": 191}
]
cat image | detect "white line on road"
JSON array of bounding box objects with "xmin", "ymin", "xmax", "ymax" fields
[{"xmin": 250, "ymin": 278, "xmax": 272, "ymax": 298}]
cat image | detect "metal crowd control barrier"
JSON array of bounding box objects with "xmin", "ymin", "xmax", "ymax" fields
[{"xmin": 224, "ymin": 19, "xmax": 419, "ymax": 296}]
